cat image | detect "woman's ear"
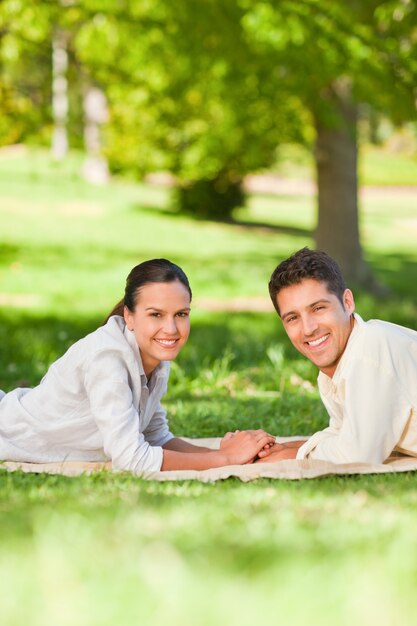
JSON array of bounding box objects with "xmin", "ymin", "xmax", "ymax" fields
[{"xmin": 123, "ymin": 306, "xmax": 133, "ymax": 331}]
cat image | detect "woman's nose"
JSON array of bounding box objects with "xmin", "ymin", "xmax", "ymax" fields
[{"xmin": 163, "ymin": 316, "xmax": 178, "ymax": 334}]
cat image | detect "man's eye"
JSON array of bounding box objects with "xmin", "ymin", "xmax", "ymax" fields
[{"xmin": 150, "ymin": 312, "xmax": 160, "ymax": 317}]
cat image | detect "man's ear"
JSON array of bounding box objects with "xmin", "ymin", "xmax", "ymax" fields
[{"xmin": 343, "ymin": 289, "xmax": 355, "ymax": 315}]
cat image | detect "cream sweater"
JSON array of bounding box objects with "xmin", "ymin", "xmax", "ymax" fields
[{"xmin": 297, "ymin": 314, "xmax": 417, "ymax": 464}]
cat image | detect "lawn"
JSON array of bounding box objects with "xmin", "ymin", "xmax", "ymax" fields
[{"xmin": 0, "ymin": 147, "xmax": 417, "ymax": 626}]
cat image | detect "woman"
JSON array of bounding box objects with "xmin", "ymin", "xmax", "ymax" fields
[{"xmin": 0, "ymin": 259, "xmax": 274, "ymax": 473}]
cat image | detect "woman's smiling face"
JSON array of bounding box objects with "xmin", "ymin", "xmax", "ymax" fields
[
  {"xmin": 124, "ymin": 280, "xmax": 191, "ymax": 377},
  {"xmin": 276, "ymin": 278, "xmax": 355, "ymax": 378}
]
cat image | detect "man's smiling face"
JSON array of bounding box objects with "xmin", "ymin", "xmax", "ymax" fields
[{"xmin": 276, "ymin": 278, "xmax": 355, "ymax": 378}]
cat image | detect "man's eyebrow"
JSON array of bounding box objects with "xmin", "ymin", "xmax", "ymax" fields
[
  {"xmin": 281, "ymin": 309, "xmax": 297, "ymax": 321},
  {"xmin": 308, "ymin": 298, "xmax": 332, "ymax": 308},
  {"xmin": 281, "ymin": 299, "xmax": 331, "ymax": 320}
]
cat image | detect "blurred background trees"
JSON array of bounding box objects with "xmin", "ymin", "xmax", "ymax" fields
[{"xmin": 0, "ymin": 0, "xmax": 416, "ymax": 285}]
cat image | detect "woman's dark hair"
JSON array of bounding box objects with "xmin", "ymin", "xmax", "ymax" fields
[
  {"xmin": 269, "ymin": 247, "xmax": 346, "ymax": 315},
  {"xmin": 104, "ymin": 259, "xmax": 192, "ymax": 322}
]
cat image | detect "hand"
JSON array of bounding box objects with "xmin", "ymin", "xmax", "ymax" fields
[
  {"xmin": 220, "ymin": 430, "xmax": 276, "ymax": 465},
  {"xmin": 221, "ymin": 429, "xmax": 275, "ymax": 452},
  {"xmin": 255, "ymin": 441, "xmax": 301, "ymax": 463},
  {"xmin": 220, "ymin": 430, "xmax": 239, "ymax": 447}
]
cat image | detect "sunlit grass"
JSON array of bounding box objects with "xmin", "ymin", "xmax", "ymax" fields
[
  {"xmin": 360, "ymin": 144, "xmax": 417, "ymax": 186},
  {"xmin": 1, "ymin": 147, "xmax": 417, "ymax": 626},
  {"xmin": 272, "ymin": 141, "xmax": 417, "ymax": 186}
]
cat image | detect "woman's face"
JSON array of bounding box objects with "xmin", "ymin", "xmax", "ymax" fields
[{"xmin": 124, "ymin": 280, "xmax": 191, "ymax": 377}]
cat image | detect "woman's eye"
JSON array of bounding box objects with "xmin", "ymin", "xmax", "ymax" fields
[{"xmin": 176, "ymin": 311, "xmax": 189, "ymax": 318}]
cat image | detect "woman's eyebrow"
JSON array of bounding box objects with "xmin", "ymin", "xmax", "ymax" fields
[{"xmin": 144, "ymin": 306, "xmax": 191, "ymax": 312}]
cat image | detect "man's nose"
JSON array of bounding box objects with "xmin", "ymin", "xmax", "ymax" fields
[{"xmin": 301, "ymin": 315, "xmax": 319, "ymax": 337}]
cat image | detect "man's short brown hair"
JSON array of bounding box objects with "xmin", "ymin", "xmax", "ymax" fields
[{"xmin": 269, "ymin": 248, "xmax": 346, "ymax": 315}]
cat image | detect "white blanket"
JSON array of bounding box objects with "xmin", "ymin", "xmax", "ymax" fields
[{"xmin": 2, "ymin": 437, "xmax": 417, "ymax": 481}]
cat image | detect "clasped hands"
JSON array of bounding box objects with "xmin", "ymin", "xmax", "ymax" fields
[{"xmin": 220, "ymin": 430, "xmax": 301, "ymax": 465}]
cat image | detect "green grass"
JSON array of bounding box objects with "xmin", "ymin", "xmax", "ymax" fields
[
  {"xmin": 273, "ymin": 142, "xmax": 417, "ymax": 186},
  {"xmin": 2, "ymin": 472, "xmax": 417, "ymax": 626},
  {"xmin": 360, "ymin": 144, "xmax": 417, "ymax": 186},
  {"xmin": 0, "ymin": 147, "xmax": 417, "ymax": 626}
]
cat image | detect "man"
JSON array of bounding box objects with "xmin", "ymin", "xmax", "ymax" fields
[{"xmin": 258, "ymin": 247, "xmax": 417, "ymax": 465}]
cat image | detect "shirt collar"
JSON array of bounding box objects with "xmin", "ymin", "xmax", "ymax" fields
[{"xmin": 318, "ymin": 312, "xmax": 364, "ymax": 392}]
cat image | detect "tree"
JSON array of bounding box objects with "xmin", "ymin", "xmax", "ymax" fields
[
  {"xmin": 239, "ymin": 0, "xmax": 417, "ymax": 286},
  {"xmin": 76, "ymin": 0, "xmax": 416, "ymax": 282},
  {"xmin": 0, "ymin": 0, "xmax": 53, "ymax": 146},
  {"xmin": 51, "ymin": 26, "xmax": 69, "ymax": 159},
  {"xmin": 72, "ymin": 0, "xmax": 308, "ymax": 217},
  {"xmin": 0, "ymin": 0, "xmax": 110, "ymax": 177},
  {"xmin": 2, "ymin": 0, "xmax": 415, "ymax": 284}
]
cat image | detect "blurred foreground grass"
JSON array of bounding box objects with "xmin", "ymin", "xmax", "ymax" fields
[
  {"xmin": 2, "ymin": 471, "xmax": 417, "ymax": 626},
  {"xmin": 0, "ymin": 148, "xmax": 417, "ymax": 626}
]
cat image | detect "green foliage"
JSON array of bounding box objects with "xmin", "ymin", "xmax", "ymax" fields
[
  {"xmin": 1, "ymin": 0, "xmax": 415, "ymax": 223},
  {"xmin": 241, "ymin": 0, "xmax": 417, "ymax": 121},
  {"xmin": 175, "ymin": 172, "xmax": 246, "ymax": 220},
  {"xmin": 0, "ymin": 0, "xmax": 54, "ymax": 144},
  {"xmin": 83, "ymin": 0, "xmax": 416, "ymax": 221}
]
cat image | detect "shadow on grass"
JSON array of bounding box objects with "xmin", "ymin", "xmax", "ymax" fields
[
  {"xmin": 1, "ymin": 259, "xmax": 416, "ymax": 392},
  {"xmin": 0, "ymin": 312, "xmax": 101, "ymax": 389},
  {"xmin": 134, "ymin": 203, "xmax": 311, "ymax": 237},
  {"xmin": 354, "ymin": 251, "xmax": 417, "ymax": 329},
  {"xmin": 370, "ymin": 251, "xmax": 417, "ymax": 299},
  {"xmin": 0, "ymin": 243, "xmax": 21, "ymax": 265},
  {"xmin": 0, "ymin": 310, "xmax": 286, "ymax": 386},
  {"xmin": 0, "ymin": 309, "xmax": 326, "ymax": 438}
]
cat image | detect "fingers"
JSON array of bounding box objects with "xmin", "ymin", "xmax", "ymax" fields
[
  {"xmin": 220, "ymin": 430, "xmax": 241, "ymax": 448},
  {"xmin": 220, "ymin": 430, "xmax": 277, "ymax": 465},
  {"xmin": 257, "ymin": 448, "xmax": 271, "ymax": 458},
  {"xmin": 256, "ymin": 434, "xmax": 276, "ymax": 451},
  {"xmin": 231, "ymin": 431, "xmax": 275, "ymax": 449},
  {"xmin": 224, "ymin": 429, "xmax": 276, "ymax": 442},
  {"xmin": 245, "ymin": 429, "xmax": 275, "ymax": 438}
]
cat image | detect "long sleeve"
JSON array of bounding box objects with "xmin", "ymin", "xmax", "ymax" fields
[
  {"xmin": 84, "ymin": 350, "xmax": 164, "ymax": 473},
  {"xmin": 297, "ymin": 355, "xmax": 412, "ymax": 464},
  {"xmin": 142, "ymin": 400, "xmax": 173, "ymax": 447}
]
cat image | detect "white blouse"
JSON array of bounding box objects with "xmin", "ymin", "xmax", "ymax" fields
[
  {"xmin": 297, "ymin": 314, "xmax": 417, "ymax": 464},
  {"xmin": 0, "ymin": 316, "xmax": 174, "ymax": 472}
]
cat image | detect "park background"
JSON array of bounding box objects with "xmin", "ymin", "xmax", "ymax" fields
[{"xmin": 1, "ymin": 1, "xmax": 417, "ymax": 625}]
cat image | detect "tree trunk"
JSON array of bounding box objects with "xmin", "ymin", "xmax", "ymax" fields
[
  {"xmin": 314, "ymin": 86, "xmax": 383, "ymax": 291},
  {"xmin": 82, "ymin": 84, "xmax": 109, "ymax": 185},
  {"xmin": 51, "ymin": 28, "xmax": 68, "ymax": 160}
]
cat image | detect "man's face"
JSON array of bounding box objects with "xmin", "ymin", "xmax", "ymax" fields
[{"xmin": 276, "ymin": 279, "xmax": 355, "ymax": 378}]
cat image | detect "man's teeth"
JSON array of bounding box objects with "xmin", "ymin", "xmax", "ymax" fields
[{"xmin": 307, "ymin": 334, "xmax": 329, "ymax": 347}]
